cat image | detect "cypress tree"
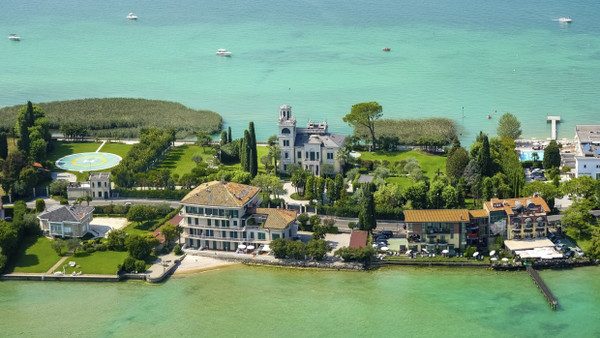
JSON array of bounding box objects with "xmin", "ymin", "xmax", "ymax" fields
[
  {"xmin": 243, "ymin": 130, "xmax": 252, "ymax": 173},
  {"xmin": 358, "ymin": 183, "xmax": 377, "ymax": 232},
  {"xmin": 477, "ymin": 134, "xmax": 492, "ymax": 177},
  {"xmin": 228, "ymin": 126, "xmax": 232, "ymax": 143},
  {"xmin": 25, "ymin": 101, "xmax": 35, "ymax": 128},
  {"xmin": 249, "ymin": 122, "xmax": 258, "ymax": 177},
  {"xmin": 0, "ymin": 132, "xmax": 7, "ymax": 160},
  {"xmin": 17, "ymin": 121, "xmax": 30, "ymax": 157},
  {"xmin": 240, "ymin": 133, "xmax": 247, "ymax": 171},
  {"xmin": 220, "ymin": 131, "xmax": 228, "ymax": 145}
]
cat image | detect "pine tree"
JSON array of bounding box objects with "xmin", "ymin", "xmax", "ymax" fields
[
  {"xmin": 0, "ymin": 132, "xmax": 7, "ymax": 160},
  {"xmin": 227, "ymin": 126, "xmax": 232, "ymax": 143}
]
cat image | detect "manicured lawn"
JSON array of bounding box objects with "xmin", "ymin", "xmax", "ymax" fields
[
  {"xmin": 97, "ymin": 142, "xmax": 133, "ymax": 158},
  {"xmin": 157, "ymin": 144, "xmax": 215, "ymax": 177},
  {"xmin": 47, "ymin": 142, "xmax": 103, "ymax": 162},
  {"xmin": 55, "ymin": 250, "xmax": 128, "ymax": 275},
  {"xmin": 384, "ymin": 176, "xmax": 413, "ymax": 189},
  {"xmin": 12, "ymin": 236, "xmax": 62, "ymax": 273},
  {"xmin": 122, "ymin": 220, "xmax": 161, "ymax": 236},
  {"xmin": 359, "ymin": 150, "xmax": 446, "ymax": 179},
  {"xmin": 159, "ymin": 144, "xmax": 272, "ymax": 176}
]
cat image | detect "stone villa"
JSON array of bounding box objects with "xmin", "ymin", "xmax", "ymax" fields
[{"xmin": 277, "ymin": 104, "xmax": 346, "ymax": 176}]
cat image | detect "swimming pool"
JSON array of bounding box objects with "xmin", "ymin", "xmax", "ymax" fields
[{"xmin": 519, "ymin": 150, "xmax": 544, "ymax": 162}]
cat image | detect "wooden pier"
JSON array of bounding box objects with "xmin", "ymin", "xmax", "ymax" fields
[
  {"xmin": 547, "ymin": 116, "xmax": 561, "ymax": 140},
  {"xmin": 526, "ymin": 266, "xmax": 558, "ymax": 310}
]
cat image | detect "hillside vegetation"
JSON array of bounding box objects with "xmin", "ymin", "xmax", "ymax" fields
[{"xmin": 0, "ymin": 98, "xmax": 222, "ymax": 138}]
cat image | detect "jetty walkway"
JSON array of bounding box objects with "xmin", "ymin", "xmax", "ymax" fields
[{"xmin": 526, "ymin": 266, "xmax": 558, "ymax": 310}]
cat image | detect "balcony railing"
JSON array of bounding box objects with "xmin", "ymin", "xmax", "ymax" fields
[{"xmin": 186, "ymin": 233, "xmax": 244, "ymax": 241}]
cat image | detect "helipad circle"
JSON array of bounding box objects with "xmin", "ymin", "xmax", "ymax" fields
[{"xmin": 55, "ymin": 152, "xmax": 122, "ymax": 171}]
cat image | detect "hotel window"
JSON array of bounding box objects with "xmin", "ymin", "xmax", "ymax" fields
[
  {"xmin": 233, "ymin": 220, "xmax": 238, "ymax": 226},
  {"xmin": 258, "ymin": 232, "xmax": 266, "ymax": 240},
  {"xmin": 215, "ymin": 220, "xmax": 220, "ymax": 227},
  {"xmin": 250, "ymin": 232, "xmax": 255, "ymax": 239},
  {"xmin": 283, "ymin": 140, "xmax": 290, "ymax": 146},
  {"xmin": 327, "ymin": 152, "xmax": 333, "ymax": 159},
  {"xmin": 285, "ymin": 152, "xmax": 289, "ymax": 159},
  {"xmin": 242, "ymin": 231, "xmax": 247, "ymax": 238},
  {"xmin": 316, "ymin": 152, "xmax": 319, "ymax": 159},
  {"xmin": 297, "ymin": 151, "xmax": 302, "ymax": 158},
  {"xmin": 272, "ymin": 233, "xmax": 280, "ymax": 240},
  {"xmin": 207, "ymin": 219, "xmax": 211, "ymax": 226},
  {"xmin": 194, "ymin": 218, "xmax": 198, "ymax": 225},
  {"xmin": 584, "ymin": 165, "xmax": 587, "ymax": 168},
  {"xmin": 187, "ymin": 217, "xmax": 192, "ymax": 225}
]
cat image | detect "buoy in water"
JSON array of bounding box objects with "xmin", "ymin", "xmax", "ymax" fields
[{"xmin": 487, "ymin": 115, "xmax": 492, "ymax": 119}]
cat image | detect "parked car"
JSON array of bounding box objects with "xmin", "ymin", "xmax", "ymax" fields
[
  {"xmin": 381, "ymin": 230, "xmax": 394, "ymax": 238},
  {"xmin": 565, "ymin": 251, "xmax": 575, "ymax": 258},
  {"xmin": 575, "ymin": 247, "xmax": 584, "ymax": 256}
]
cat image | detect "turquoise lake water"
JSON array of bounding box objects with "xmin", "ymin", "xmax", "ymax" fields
[
  {"xmin": 1, "ymin": 265, "xmax": 600, "ymax": 337},
  {"xmin": 2, "ymin": 0, "xmax": 600, "ymax": 141}
]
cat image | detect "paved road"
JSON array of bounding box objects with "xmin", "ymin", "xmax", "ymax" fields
[{"xmin": 17, "ymin": 197, "xmax": 181, "ymax": 209}]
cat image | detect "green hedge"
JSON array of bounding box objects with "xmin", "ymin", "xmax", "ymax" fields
[{"xmin": 114, "ymin": 188, "xmax": 190, "ymax": 200}]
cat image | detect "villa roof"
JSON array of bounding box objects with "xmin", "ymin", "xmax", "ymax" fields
[
  {"xmin": 349, "ymin": 230, "xmax": 368, "ymax": 249},
  {"xmin": 37, "ymin": 205, "xmax": 94, "ymax": 223},
  {"xmin": 255, "ymin": 208, "xmax": 297, "ymax": 229},
  {"xmin": 484, "ymin": 197, "xmax": 550, "ymax": 215},
  {"xmin": 404, "ymin": 209, "xmax": 470, "ymax": 223},
  {"xmin": 89, "ymin": 172, "xmax": 111, "ymax": 180},
  {"xmin": 469, "ymin": 209, "xmax": 489, "ymax": 218},
  {"xmin": 357, "ymin": 174, "xmax": 374, "ymax": 184},
  {"xmin": 504, "ymin": 238, "xmax": 555, "ymax": 252},
  {"xmin": 181, "ymin": 181, "xmax": 260, "ymax": 207},
  {"xmin": 294, "ymin": 132, "xmax": 346, "ymax": 148}
]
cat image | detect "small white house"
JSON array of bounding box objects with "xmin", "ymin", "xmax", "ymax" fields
[{"xmin": 37, "ymin": 205, "xmax": 94, "ymax": 238}]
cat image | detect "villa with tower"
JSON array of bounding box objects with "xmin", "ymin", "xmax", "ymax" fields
[{"xmin": 277, "ymin": 104, "xmax": 346, "ymax": 176}]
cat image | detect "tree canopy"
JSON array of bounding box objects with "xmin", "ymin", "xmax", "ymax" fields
[
  {"xmin": 343, "ymin": 102, "xmax": 383, "ymax": 150},
  {"xmin": 497, "ymin": 113, "xmax": 522, "ymax": 139}
]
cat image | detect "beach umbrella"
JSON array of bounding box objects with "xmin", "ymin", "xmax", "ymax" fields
[
  {"xmin": 489, "ymin": 250, "xmax": 496, "ymax": 256},
  {"xmin": 381, "ymin": 247, "xmax": 389, "ymax": 251},
  {"xmin": 501, "ymin": 258, "xmax": 509, "ymax": 262},
  {"xmin": 238, "ymin": 244, "xmax": 246, "ymax": 249},
  {"xmin": 473, "ymin": 252, "xmax": 479, "ymax": 257},
  {"xmin": 247, "ymin": 245, "xmax": 255, "ymax": 250},
  {"xmin": 406, "ymin": 250, "xmax": 412, "ymax": 255},
  {"xmin": 372, "ymin": 244, "xmax": 378, "ymax": 248},
  {"xmin": 491, "ymin": 257, "xmax": 498, "ymax": 261},
  {"xmin": 442, "ymin": 249, "xmax": 449, "ymax": 254}
]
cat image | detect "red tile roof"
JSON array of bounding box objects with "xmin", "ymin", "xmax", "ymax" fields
[
  {"xmin": 349, "ymin": 230, "xmax": 368, "ymax": 249},
  {"xmin": 404, "ymin": 209, "xmax": 471, "ymax": 223}
]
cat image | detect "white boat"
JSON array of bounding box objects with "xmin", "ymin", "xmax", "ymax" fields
[
  {"xmin": 126, "ymin": 12, "xmax": 138, "ymax": 20},
  {"xmin": 8, "ymin": 34, "xmax": 20, "ymax": 41},
  {"xmin": 216, "ymin": 49, "xmax": 232, "ymax": 56},
  {"xmin": 558, "ymin": 17, "xmax": 572, "ymax": 23}
]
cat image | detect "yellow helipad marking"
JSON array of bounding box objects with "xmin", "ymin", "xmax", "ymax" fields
[{"xmin": 71, "ymin": 156, "xmax": 108, "ymax": 167}]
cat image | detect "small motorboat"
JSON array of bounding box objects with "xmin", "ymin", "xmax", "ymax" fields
[
  {"xmin": 216, "ymin": 49, "xmax": 232, "ymax": 56},
  {"xmin": 557, "ymin": 17, "xmax": 572, "ymax": 23},
  {"xmin": 8, "ymin": 34, "xmax": 21, "ymax": 41},
  {"xmin": 126, "ymin": 12, "xmax": 138, "ymax": 20},
  {"xmin": 382, "ymin": 47, "xmax": 391, "ymax": 52}
]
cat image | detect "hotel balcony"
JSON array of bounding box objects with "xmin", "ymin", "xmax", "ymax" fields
[{"xmin": 186, "ymin": 233, "xmax": 244, "ymax": 242}]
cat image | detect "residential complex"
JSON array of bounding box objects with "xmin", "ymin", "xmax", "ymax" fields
[
  {"xmin": 404, "ymin": 197, "xmax": 550, "ymax": 253},
  {"xmin": 37, "ymin": 205, "xmax": 94, "ymax": 238},
  {"xmin": 573, "ymin": 125, "xmax": 600, "ymax": 179},
  {"xmin": 180, "ymin": 180, "xmax": 297, "ymax": 251},
  {"xmin": 277, "ymin": 104, "xmax": 346, "ymax": 176}
]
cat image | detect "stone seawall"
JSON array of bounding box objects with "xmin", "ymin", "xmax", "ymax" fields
[
  {"xmin": 185, "ymin": 251, "xmax": 365, "ymax": 270},
  {"xmin": 372, "ymin": 260, "xmax": 490, "ymax": 268},
  {"xmin": 0, "ymin": 273, "xmax": 121, "ymax": 282}
]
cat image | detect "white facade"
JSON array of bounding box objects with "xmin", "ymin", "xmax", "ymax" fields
[
  {"xmin": 574, "ymin": 125, "xmax": 600, "ymax": 179},
  {"xmin": 278, "ymin": 105, "xmax": 346, "ymax": 176},
  {"xmin": 180, "ymin": 181, "xmax": 297, "ymax": 252}
]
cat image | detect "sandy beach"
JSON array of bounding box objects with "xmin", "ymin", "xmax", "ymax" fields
[{"xmin": 173, "ymin": 255, "xmax": 239, "ymax": 275}]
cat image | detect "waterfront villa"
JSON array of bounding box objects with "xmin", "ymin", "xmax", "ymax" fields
[
  {"xmin": 180, "ymin": 181, "xmax": 297, "ymax": 251},
  {"xmin": 277, "ymin": 105, "xmax": 346, "ymax": 176},
  {"xmin": 573, "ymin": 125, "xmax": 600, "ymax": 179},
  {"xmin": 37, "ymin": 205, "xmax": 94, "ymax": 238},
  {"xmin": 405, "ymin": 197, "xmax": 550, "ymax": 253},
  {"xmin": 67, "ymin": 172, "xmax": 112, "ymax": 200}
]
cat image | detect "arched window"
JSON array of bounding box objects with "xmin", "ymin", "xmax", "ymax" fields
[{"xmin": 281, "ymin": 128, "xmax": 290, "ymax": 134}]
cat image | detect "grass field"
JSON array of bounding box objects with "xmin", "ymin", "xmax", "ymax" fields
[
  {"xmin": 157, "ymin": 145, "xmax": 216, "ymax": 177},
  {"xmin": 56, "ymin": 250, "xmax": 128, "ymax": 275},
  {"xmin": 47, "ymin": 142, "xmax": 102, "ymax": 162},
  {"xmin": 159, "ymin": 144, "xmax": 272, "ymax": 176},
  {"xmin": 360, "ymin": 150, "xmax": 446, "ymax": 176},
  {"xmin": 11, "ymin": 236, "xmax": 62, "ymax": 273},
  {"xmin": 97, "ymin": 142, "xmax": 133, "ymax": 158}
]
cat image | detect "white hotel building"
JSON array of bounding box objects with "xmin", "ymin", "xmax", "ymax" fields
[
  {"xmin": 180, "ymin": 181, "xmax": 297, "ymax": 251},
  {"xmin": 574, "ymin": 125, "xmax": 600, "ymax": 179}
]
